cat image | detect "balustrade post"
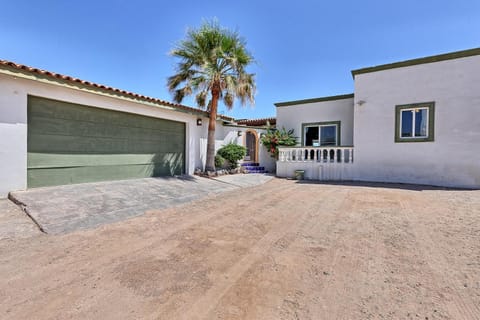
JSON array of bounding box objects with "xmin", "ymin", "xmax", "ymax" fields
[
  {"xmin": 278, "ymin": 147, "xmax": 354, "ymax": 163},
  {"xmin": 279, "ymin": 147, "xmax": 354, "ymax": 165}
]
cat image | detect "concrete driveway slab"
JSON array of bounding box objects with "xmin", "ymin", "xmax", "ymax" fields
[
  {"xmin": 9, "ymin": 174, "xmax": 273, "ymax": 235},
  {"xmin": 212, "ymin": 173, "xmax": 274, "ymax": 187}
]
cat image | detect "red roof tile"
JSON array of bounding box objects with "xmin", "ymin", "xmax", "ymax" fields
[
  {"xmin": 236, "ymin": 117, "xmax": 276, "ymax": 126},
  {"xmin": 0, "ymin": 59, "xmax": 235, "ymax": 121}
]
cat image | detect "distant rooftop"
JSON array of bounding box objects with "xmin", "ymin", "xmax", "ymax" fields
[{"xmin": 235, "ymin": 117, "xmax": 276, "ymax": 126}]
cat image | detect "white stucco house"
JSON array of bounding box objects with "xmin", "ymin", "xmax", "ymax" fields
[
  {"xmin": 276, "ymin": 47, "xmax": 480, "ymax": 188},
  {"xmin": 0, "ymin": 60, "xmax": 275, "ymax": 198},
  {"xmin": 2, "ymin": 46, "xmax": 478, "ymax": 197}
]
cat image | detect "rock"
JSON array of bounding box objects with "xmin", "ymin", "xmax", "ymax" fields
[{"xmin": 207, "ymin": 171, "xmax": 216, "ymax": 177}]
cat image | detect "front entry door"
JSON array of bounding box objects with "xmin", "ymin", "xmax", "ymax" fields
[{"xmin": 245, "ymin": 131, "xmax": 257, "ymax": 162}]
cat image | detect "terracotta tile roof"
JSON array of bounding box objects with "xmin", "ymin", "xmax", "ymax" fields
[
  {"xmin": 0, "ymin": 59, "xmax": 235, "ymax": 121},
  {"xmin": 236, "ymin": 117, "xmax": 276, "ymax": 126}
]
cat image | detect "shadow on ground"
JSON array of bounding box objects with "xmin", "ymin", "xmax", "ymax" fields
[{"xmin": 293, "ymin": 179, "xmax": 475, "ymax": 191}]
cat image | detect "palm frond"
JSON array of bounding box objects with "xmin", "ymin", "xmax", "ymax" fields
[
  {"xmin": 195, "ymin": 91, "xmax": 208, "ymax": 108},
  {"xmin": 168, "ymin": 19, "xmax": 256, "ymax": 108}
]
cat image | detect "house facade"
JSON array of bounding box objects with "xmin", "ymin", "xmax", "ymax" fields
[
  {"xmin": 0, "ymin": 60, "xmax": 274, "ymax": 198},
  {"xmin": 276, "ymin": 47, "xmax": 480, "ymax": 188}
]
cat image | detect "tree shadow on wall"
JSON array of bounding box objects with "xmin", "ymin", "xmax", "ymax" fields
[{"xmin": 152, "ymin": 152, "xmax": 187, "ymax": 179}]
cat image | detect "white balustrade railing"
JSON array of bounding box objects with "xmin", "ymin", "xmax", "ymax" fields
[{"xmin": 278, "ymin": 146, "xmax": 354, "ymax": 163}]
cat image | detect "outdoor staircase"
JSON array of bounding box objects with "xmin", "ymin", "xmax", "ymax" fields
[{"xmin": 241, "ymin": 162, "xmax": 267, "ymax": 174}]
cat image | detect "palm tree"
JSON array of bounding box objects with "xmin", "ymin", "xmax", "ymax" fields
[{"xmin": 168, "ymin": 20, "xmax": 256, "ymax": 172}]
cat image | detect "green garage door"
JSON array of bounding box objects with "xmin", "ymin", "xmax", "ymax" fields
[{"xmin": 27, "ymin": 96, "xmax": 185, "ymax": 188}]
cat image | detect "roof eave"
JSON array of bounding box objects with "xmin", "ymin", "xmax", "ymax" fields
[
  {"xmin": 275, "ymin": 93, "xmax": 354, "ymax": 107},
  {"xmin": 351, "ymin": 47, "xmax": 480, "ymax": 78},
  {"xmin": 0, "ymin": 60, "xmax": 235, "ymax": 121}
]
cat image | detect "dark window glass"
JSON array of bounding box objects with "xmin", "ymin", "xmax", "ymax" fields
[
  {"xmin": 415, "ymin": 109, "xmax": 428, "ymax": 137},
  {"xmin": 401, "ymin": 110, "xmax": 413, "ymax": 137},
  {"xmin": 320, "ymin": 125, "xmax": 337, "ymax": 146},
  {"xmin": 305, "ymin": 126, "xmax": 319, "ymax": 146}
]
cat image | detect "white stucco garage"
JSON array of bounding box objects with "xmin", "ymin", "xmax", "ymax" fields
[
  {"xmin": 0, "ymin": 61, "xmax": 275, "ymax": 197},
  {"xmin": 0, "ymin": 64, "xmax": 209, "ymax": 196}
]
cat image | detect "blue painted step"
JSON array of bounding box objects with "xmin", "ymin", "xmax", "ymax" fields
[
  {"xmin": 241, "ymin": 163, "xmax": 260, "ymax": 167},
  {"xmin": 241, "ymin": 162, "xmax": 267, "ymax": 174}
]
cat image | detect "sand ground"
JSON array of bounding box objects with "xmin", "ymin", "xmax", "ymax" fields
[{"xmin": 1, "ymin": 178, "xmax": 479, "ymax": 319}]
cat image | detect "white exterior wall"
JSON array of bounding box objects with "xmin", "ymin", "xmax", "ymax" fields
[
  {"xmin": 277, "ymin": 161, "xmax": 355, "ymax": 180},
  {"xmin": 276, "ymin": 97, "xmax": 354, "ymax": 146},
  {"xmin": 0, "ymin": 72, "xmax": 203, "ymax": 197},
  {"xmin": 195, "ymin": 121, "xmax": 241, "ymax": 171},
  {"xmin": 256, "ymin": 128, "xmax": 276, "ymax": 173},
  {"xmin": 354, "ymin": 55, "xmax": 480, "ymax": 188},
  {"xmin": 213, "ymin": 125, "xmax": 276, "ymax": 173}
]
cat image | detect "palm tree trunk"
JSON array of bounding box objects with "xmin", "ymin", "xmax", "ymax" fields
[{"xmin": 205, "ymin": 85, "xmax": 220, "ymax": 172}]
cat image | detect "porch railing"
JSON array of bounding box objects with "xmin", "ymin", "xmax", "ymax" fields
[{"xmin": 278, "ymin": 146, "xmax": 354, "ymax": 163}]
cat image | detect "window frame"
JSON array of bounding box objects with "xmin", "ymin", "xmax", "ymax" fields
[
  {"xmin": 395, "ymin": 102, "xmax": 435, "ymax": 143},
  {"xmin": 301, "ymin": 121, "xmax": 341, "ymax": 146}
]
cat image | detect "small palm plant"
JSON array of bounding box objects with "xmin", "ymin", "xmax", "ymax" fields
[
  {"xmin": 260, "ymin": 127, "xmax": 297, "ymax": 158},
  {"xmin": 168, "ymin": 20, "xmax": 256, "ymax": 172}
]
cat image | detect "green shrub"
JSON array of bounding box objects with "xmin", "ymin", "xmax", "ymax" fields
[
  {"xmin": 217, "ymin": 143, "xmax": 246, "ymax": 169},
  {"xmin": 215, "ymin": 155, "xmax": 225, "ymax": 168}
]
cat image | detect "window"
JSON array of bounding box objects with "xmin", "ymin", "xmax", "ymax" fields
[
  {"xmin": 395, "ymin": 102, "xmax": 435, "ymax": 142},
  {"xmin": 302, "ymin": 121, "xmax": 340, "ymax": 146}
]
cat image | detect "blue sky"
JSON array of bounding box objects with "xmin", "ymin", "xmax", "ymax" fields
[{"xmin": 2, "ymin": 0, "xmax": 479, "ymax": 119}]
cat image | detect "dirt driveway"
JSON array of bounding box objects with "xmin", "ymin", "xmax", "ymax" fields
[{"xmin": 1, "ymin": 179, "xmax": 479, "ymax": 319}]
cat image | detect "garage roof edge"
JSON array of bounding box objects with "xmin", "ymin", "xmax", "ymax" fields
[{"xmin": 0, "ymin": 59, "xmax": 235, "ymax": 121}]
